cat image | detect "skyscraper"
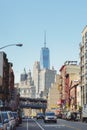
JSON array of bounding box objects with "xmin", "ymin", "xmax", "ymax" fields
[{"xmin": 40, "ymin": 32, "xmax": 50, "ymax": 69}]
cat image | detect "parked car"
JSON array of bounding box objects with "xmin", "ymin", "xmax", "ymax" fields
[
  {"xmin": 36, "ymin": 112, "xmax": 44, "ymax": 120},
  {"xmin": 66, "ymin": 111, "xmax": 72, "ymax": 120},
  {"xmin": 44, "ymin": 112, "xmax": 57, "ymax": 123},
  {"xmin": 12, "ymin": 112, "xmax": 19, "ymax": 126},
  {"xmin": 56, "ymin": 113, "xmax": 62, "ymax": 119},
  {"xmin": 2, "ymin": 111, "xmax": 16, "ymax": 130},
  {"xmin": 66, "ymin": 111, "xmax": 80, "ymax": 121},
  {"xmin": 62, "ymin": 112, "xmax": 67, "ymax": 120},
  {"xmin": 0, "ymin": 111, "xmax": 10, "ymax": 130},
  {"xmin": 74, "ymin": 112, "xmax": 81, "ymax": 121}
]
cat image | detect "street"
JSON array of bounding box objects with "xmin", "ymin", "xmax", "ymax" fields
[{"xmin": 16, "ymin": 118, "xmax": 87, "ymax": 130}]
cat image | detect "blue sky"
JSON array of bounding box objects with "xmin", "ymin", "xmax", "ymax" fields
[{"xmin": 0, "ymin": 0, "xmax": 87, "ymax": 83}]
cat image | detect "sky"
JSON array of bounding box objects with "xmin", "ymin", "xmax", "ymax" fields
[{"xmin": 0, "ymin": 0, "xmax": 87, "ymax": 83}]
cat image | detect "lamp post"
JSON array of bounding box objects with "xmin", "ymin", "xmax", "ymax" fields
[{"xmin": 0, "ymin": 43, "xmax": 23, "ymax": 50}]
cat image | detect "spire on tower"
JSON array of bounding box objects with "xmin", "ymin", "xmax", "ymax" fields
[{"xmin": 44, "ymin": 31, "xmax": 46, "ymax": 48}]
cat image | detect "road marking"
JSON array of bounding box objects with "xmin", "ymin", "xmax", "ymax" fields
[
  {"xmin": 44, "ymin": 124, "xmax": 65, "ymax": 127},
  {"xmin": 35, "ymin": 121, "xmax": 45, "ymax": 130},
  {"xmin": 27, "ymin": 118, "xmax": 29, "ymax": 130},
  {"xmin": 34, "ymin": 119, "xmax": 65, "ymax": 129},
  {"xmin": 33, "ymin": 119, "xmax": 66, "ymax": 129},
  {"xmin": 32, "ymin": 119, "xmax": 45, "ymax": 130},
  {"xmin": 66, "ymin": 125, "xmax": 81, "ymax": 130}
]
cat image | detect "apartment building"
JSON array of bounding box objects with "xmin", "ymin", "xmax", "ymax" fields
[
  {"xmin": 80, "ymin": 25, "xmax": 87, "ymax": 106},
  {"xmin": 70, "ymin": 80, "xmax": 81, "ymax": 111},
  {"xmin": 47, "ymin": 74, "xmax": 61, "ymax": 111},
  {"xmin": 59, "ymin": 61, "xmax": 80, "ymax": 110}
]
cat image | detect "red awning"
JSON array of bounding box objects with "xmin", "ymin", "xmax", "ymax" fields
[
  {"xmin": 57, "ymin": 100, "xmax": 62, "ymax": 105},
  {"xmin": 57, "ymin": 99, "xmax": 65, "ymax": 105}
]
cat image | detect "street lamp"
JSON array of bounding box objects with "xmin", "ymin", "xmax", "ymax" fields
[{"xmin": 0, "ymin": 43, "xmax": 23, "ymax": 50}]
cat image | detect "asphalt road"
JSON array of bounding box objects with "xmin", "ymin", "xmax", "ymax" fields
[{"xmin": 16, "ymin": 118, "xmax": 87, "ymax": 130}]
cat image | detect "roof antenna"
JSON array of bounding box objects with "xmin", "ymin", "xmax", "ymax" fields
[{"xmin": 44, "ymin": 30, "xmax": 46, "ymax": 48}]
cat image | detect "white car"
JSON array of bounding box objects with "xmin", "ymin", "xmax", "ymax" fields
[{"xmin": 44, "ymin": 112, "xmax": 57, "ymax": 123}]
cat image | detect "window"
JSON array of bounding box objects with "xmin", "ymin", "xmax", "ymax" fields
[
  {"xmin": 82, "ymin": 36, "xmax": 84, "ymax": 43},
  {"xmin": 0, "ymin": 114, "xmax": 2, "ymax": 123},
  {"xmin": 77, "ymin": 92, "xmax": 79, "ymax": 96},
  {"xmin": 85, "ymin": 32, "xmax": 87, "ymax": 39}
]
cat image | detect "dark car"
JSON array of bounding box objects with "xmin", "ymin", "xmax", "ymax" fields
[
  {"xmin": 44, "ymin": 112, "xmax": 57, "ymax": 123},
  {"xmin": 36, "ymin": 112, "xmax": 44, "ymax": 120},
  {"xmin": 56, "ymin": 113, "xmax": 62, "ymax": 119},
  {"xmin": 12, "ymin": 112, "xmax": 19, "ymax": 126}
]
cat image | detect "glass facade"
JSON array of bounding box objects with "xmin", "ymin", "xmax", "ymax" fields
[{"xmin": 40, "ymin": 47, "xmax": 50, "ymax": 69}]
